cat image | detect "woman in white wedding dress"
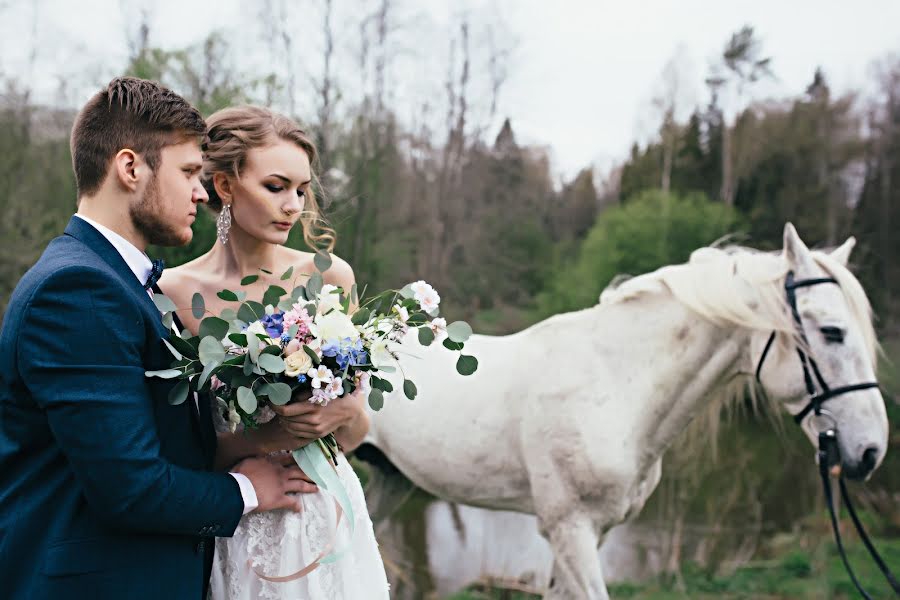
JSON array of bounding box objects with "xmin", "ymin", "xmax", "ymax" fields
[{"xmin": 160, "ymin": 105, "xmax": 389, "ymax": 600}]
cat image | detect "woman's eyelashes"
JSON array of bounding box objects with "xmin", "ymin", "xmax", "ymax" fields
[{"xmin": 264, "ymin": 182, "xmax": 305, "ymax": 198}]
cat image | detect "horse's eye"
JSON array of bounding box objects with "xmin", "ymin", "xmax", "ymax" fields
[{"xmin": 820, "ymin": 326, "xmax": 845, "ymax": 344}]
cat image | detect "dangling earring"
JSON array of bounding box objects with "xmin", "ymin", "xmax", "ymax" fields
[{"xmin": 217, "ymin": 204, "xmax": 232, "ymax": 245}]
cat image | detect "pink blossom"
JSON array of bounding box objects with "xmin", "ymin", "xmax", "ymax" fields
[{"xmin": 309, "ymin": 388, "xmax": 331, "ymax": 406}]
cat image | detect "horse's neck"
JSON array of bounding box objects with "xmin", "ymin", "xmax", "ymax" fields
[{"xmin": 599, "ymin": 293, "xmax": 750, "ymax": 467}]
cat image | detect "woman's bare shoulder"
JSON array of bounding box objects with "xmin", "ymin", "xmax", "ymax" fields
[{"xmin": 158, "ymin": 255, "xmax": 214, "ymax": 299}]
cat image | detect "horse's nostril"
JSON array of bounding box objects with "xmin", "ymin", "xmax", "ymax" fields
[{"xmin": 862, "ymin": 447, "xmax": 878, "ymax": 472}]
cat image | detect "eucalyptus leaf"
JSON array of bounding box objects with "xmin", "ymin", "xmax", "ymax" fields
[
  {"xmin": 162, "ymin": 338, "xmax": 183, "ymax": 361},
  {"xmin": 368, "ymin": 388, "xmax": 384, "ymax": 411},
  {"xmin": 407, "ymin": 312, "xmax": 428, "ymax": 326},
  {"xmin": 152, "ymin": 293, "xmax": 178, "ymax": 313},
  {"xmin": 447, "ymin": 321, "xmax": 473, "ymax": 343},
  {"xmin": 248, "ymin": 339, "xmax": 261, "ymax": 364},
  {"xmin": 266, "ymin": 382, "xmax": 292, "ymax": 406},
  {"xmin": 161, "ymin": 312, "xmax": 174, "ymax": 331},
  {"xmin": 228, "ymin": 333, "xmax": 248, "ymax": 346},
  {"xmin": 303, "ymin": 345, "xmax": 321, "ymax": 365},
  {"xmin": 418, "ymin": 326, "xmax": 435, "ymax": 346},
  {"xmin": 243, "ymin": 353, "xmax": 253, "ymax": 376},
  {"xmin": 241, "ymin": 275, "xmax": 259, "ymax": 286},
  {"xmin": 191, "ymin": 293, "xmax": 205, "ymax": 319},
  {"xmin": 281, "ymin": 265, "xmax": 294, "ymax": 281},
  {"xmin": 238, "ymin": 301, "xmax": 265, "ymax": 323},
  {"xmin": 351, "ymin": 308, "xmax": 371, "ymax": 326},
  {"xmin": 199, "ymin": 317, "xmax": 229, "ymax": 341},
  {"xmin": 258, "ymin": 353, "xmax": 286, "ymax": 374},
  {"xmin": 145, "ymin": 368, "xmax": 182, "ymax": 379},
  {"xmin": 234, "ymin": 291, "xmax": 247, "ymax": 302},
  {"xmin": 456, "ymin": 354, "xmax": 479, "ymax": 376},
  {"xmin": 169, "ymin": 335, "xmax": 198, "ymax": 358},
  {"xmin": 219, "ymin": 308, "xmax": 237, "ymax": 321},
  {"xmin": 217, "ymin": 289, "xmax": 239, "ymax": 302},
  {"xmin": 198, "ymin": 336, "xmax": 226, "ymax": 366},
  {"xmin": 277, "ymin": 298, "xmax": 294, "ymax": 313},
  {"xmin": 237, "ymin": 386, "xmax": 258, "ymax": 414},
  {"xmin": 403, "ymin": 379, "xmax": 418, "ymax": 400},
  {"xmin": 287, "ymin": 324, "xmax": 299, "ymax": 339},
  {"xmin": 197, "ymin": 359, "xmax": 220, "ymax": 391},
  {"xmin": 260, "ymin": 268, "xmax": 273, "ymax": 275},
  {"xmin": 291, "ymin": 286, "xmax": 306, "ymax": 302},
  {"xmin": 399, "ymin": 284, "xmax": 415, "ymax": 299},
  {"xmin": 306, "ymin": 272, "xmax": 323, "ymax": 298},
  {"xmin": 314, "ymin": 251, "xmax": 332, "ymax": 273},
  {"xmin": 263, "ymin": 285, "xmax": 287, "ymax": 307},
  {"xmin": 371, "ymin": 376, "xmax": 393, "ymax": 393},
  {"xmin": 443, "ymin": 339, "xmax": 465, "ymax": 351},
  {"xmin": 168, "ymin": 379, "xmax": 190, "ymax": 405}
]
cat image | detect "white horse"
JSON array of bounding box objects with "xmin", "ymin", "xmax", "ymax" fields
[{"xmin": 365, "ymin": 224, "xmax": 889, "ymax": 599}]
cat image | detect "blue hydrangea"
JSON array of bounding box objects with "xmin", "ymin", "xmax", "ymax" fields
[
  {"xmin": 297, "ymin": 374, "xmax": 308, "ymax": 384},
  {"xmin": 260, "ymin": 312, "xmax": 285, "ymax": 338}
]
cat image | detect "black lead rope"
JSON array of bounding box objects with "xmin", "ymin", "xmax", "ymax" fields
[
  {"xmin": 756, "ymin": 272, "xmax": 897, "ymax": 598},
  {"xmin": 839, "ymin": 476, "xmax": 900, "ymax": 595},
  {"xmin": 819, "ymin": 430, "xmax": 900, "ymax": 599}
]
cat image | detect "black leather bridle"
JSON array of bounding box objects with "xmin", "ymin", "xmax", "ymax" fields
[{"xmin": 755, "ymin": 271, "xmax": 898, "ymax": 599}]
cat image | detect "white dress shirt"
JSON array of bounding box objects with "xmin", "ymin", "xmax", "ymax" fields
[{"xmin": 74, "ymin": 214, "xmax": 259, "ymax": 514}]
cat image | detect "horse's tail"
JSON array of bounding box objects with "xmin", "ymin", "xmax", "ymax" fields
[{"xmin": 353, "ymin": 443, "xmax": 418, "ymax": 524}]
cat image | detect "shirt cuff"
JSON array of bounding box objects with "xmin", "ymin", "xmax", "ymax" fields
[{"xmin": 229, "ymin": 472, "xmax": 259, "ymax": 515}]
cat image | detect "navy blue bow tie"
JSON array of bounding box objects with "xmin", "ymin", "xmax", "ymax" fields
[{"xmin": 144, "ymin": 258, "xmax": 165, "ymax": 290}]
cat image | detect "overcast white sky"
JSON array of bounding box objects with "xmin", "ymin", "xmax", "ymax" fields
[{"xmin": 2, "ymin": 0, "xmax": 899, "ymax": 179}]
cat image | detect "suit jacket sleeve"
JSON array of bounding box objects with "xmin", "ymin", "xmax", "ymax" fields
[{"xmin": 17, "ymin": 266, "xmax": 244, "ymax": 537}]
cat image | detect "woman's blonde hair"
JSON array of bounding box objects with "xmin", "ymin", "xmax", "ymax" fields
[{"xmin": 202, "ymin": 105, "xmax": 335, "ymax": 251}]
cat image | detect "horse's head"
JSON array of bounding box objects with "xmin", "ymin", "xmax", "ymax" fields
[{"xmin": 755, "ymin": 224, "xmax": 888, "ymax": 480}]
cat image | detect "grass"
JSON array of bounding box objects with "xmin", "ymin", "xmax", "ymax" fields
[{"xmin": 447, "ymin": 537, "xmax": 900, "ymax": 599}]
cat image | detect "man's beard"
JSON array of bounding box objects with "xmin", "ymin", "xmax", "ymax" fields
[{"xmin": 130, "ymin": 175, "xmax": 189, "ymax": 247}]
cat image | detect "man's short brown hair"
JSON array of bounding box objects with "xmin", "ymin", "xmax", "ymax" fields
[{"xmin": 70, "ymin": 77, "xmax": 206, "ymax": 197}]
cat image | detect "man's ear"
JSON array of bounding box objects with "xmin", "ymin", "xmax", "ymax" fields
[
  {"xmin": 113, "ymin": 149, "xmax": 142, "ymax": 192},
  {"xmin": 213, "ymin": 172, "xmax": 233, "ymax": 204}
]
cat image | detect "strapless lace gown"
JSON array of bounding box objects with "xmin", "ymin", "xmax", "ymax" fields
[{"xmin": 209, "ymin": 407, "xmax": 390, "ymax": 600}]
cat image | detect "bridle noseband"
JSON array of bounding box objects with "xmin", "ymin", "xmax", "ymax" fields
[{"xmin": 754, "ymin": 271, "xmax": 879, "ymax": 424}]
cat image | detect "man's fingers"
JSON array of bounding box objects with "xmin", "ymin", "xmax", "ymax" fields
[
  {"xmin": 271, "ymin": 402, "xmax": 318, "ymax": 418},
  {"xmin": 285, "ymin": 479, "xmax": 318, "ymax": 494},
  {"xmin": 289, "ymin": 470, "xmax": 316, "ymax": 484}
]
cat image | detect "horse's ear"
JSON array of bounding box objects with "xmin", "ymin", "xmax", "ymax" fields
[
  {"xmin": 783, "ymin": 223, "xmax": 815, "ymax": 270},
  {"xmin": 830, "ymin": 236, "xmax": 856, "ymax": 267}
]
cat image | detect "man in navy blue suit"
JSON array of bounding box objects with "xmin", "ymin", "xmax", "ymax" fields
[{"xmin": 0, "ymin": 77, "xmax": 314, "ymax": 599}]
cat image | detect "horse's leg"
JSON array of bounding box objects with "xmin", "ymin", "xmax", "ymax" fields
[{"xmin": 542, "ymin": 511, "xmax": 609, "ymax": 600}]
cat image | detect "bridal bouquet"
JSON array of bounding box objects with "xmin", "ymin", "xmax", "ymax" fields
[{"xmin": 146, "ymin": 252, "xmax": 476, "ymax": 570}]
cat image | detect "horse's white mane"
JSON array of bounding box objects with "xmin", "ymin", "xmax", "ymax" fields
[
  {"xmin": 600, "ymin": 245, "xmax": 877, "ymax": 365},
  {"xmin": 599, "ymin": 245, "xmax": 879, "ymax": 453}
]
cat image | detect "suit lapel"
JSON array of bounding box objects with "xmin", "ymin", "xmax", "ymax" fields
[
  {"xmin": 65, "ymin": 216, "xmax": 217, "ymax": 456},
  {"xmin": 63, "ymin": 216, "xmax": 165, "ymax": 336}
]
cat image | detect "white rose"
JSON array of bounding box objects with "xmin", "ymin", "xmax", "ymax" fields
[
  {"xmin": 310, "ymin": 310, "xmax": 359, "ymax": 342},
  {"xmin": 284, "ymin": 350, "xmax": 313, "ymax": 378}
]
